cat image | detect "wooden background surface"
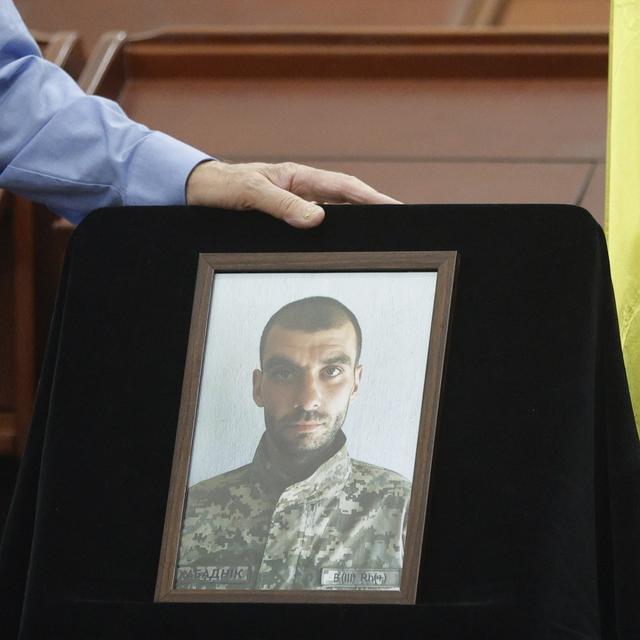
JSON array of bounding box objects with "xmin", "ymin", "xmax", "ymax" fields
[{"xmin": 1, "ymin": 0, "xmax": 611, "ymax": 456}]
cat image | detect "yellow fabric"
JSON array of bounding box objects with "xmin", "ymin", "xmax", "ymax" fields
[{"xmin": 606, "ymin": 0, "xmax": 640, "ymax": 431}]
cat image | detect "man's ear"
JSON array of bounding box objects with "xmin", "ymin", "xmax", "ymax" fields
[
  {"xmin": 350, "ymin": 364, "xmax": 363, "ymax": 400},
  {"xmin": 252, "ymin": 369, "xmax": 264, "ymax": 407}
]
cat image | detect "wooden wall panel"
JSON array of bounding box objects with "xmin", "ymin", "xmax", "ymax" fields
[
  {"xmin": 118, "ymin": 76, "xmax": 606, "ymax": 163},
  {"xmin": 10, "ymin": 197, "xmax": 37, "ymax": 456},
  {"xmin": 580, "ymin": 163, "xmax": 606, "ymax": 226},
  {"xmin": 86, "ymin": 31, "xmax": 607, "ymax": 222},
  {"xmin": 310, "ymin": 160, "xmax": 593, "ymax": 208},
  {"xmin": 1, "ymin": 31, "xmax": 81, "ymax": 457},
  {"xmin": 15, "ymin": 0, "xmax": 479, "ymax": 52},
  {"xmin": 0, "ymin": 196, "xmax": 15, "ymax": 414},
  {"xmin": 493, "ymin": 0, "xmax": 610, "ymax": 28},
  {"xmin": 0, "ymin": 191, "xmax": 17, "ymax": 455}
]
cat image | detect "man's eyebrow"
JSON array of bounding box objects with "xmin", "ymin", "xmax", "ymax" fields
[
  {"xmin": 263, "ymin": 354, "xmax": 354, "ymax": 369},
  {"xmin": 322, "ymin": 354, "xmax": 353, "ymax": 366},
  {"xmin": 263, "ymin": 355, "xmax": 300, "ymax": 371}
]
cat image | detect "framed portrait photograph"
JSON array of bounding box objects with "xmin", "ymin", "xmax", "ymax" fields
[{"xmin": 155, "ymin": 251, "xmax": 456, "ymax": 604}]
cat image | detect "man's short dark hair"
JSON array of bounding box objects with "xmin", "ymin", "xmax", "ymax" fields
[{"xmin": 260, "ymin": 296, "xmax": 362, "ymax": 365}]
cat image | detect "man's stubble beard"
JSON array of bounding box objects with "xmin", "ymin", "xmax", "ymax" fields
[{"xmin": 264, "ymin": 406, "xmax": 349, "ymax": 458}]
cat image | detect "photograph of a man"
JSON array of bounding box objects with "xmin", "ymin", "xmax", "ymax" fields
[{"xmin": 176, "ymin": 296, "xmax": 412, "ymax": 591}]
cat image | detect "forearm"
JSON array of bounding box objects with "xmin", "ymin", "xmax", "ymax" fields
[
  {"xmin": 0, "ymin": 0, "xmax": 208, "ymax": 224},
  {"xmin": 1, "ymin": 0, "xmax": 397, "ymax": 229}
]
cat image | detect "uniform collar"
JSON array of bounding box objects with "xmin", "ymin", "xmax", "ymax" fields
[{"xmin": 251, "ymin": 431, "xmax": 352, "ymax": 504}]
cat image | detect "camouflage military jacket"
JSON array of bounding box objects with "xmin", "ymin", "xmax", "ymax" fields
[{"xmin": 176, "ymin": 432, "xmax": 412, "ymax": 590}]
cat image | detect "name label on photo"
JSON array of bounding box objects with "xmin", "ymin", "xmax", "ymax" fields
[
  {"xmin": 176, "ymin": 566, "xmax": 250, "ymax": 585},
  {"xmin": 320, "ymin": 568, "xmax": 401, "ymax": 588}
]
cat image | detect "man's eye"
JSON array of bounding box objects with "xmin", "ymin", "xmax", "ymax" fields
[
  {"xmin": 322, "ymin": 366, "xmax": 343, "ymax": 378},
  {"xmin": 270, "ymin": 368, "xmax": 294, "ymax": 381}
]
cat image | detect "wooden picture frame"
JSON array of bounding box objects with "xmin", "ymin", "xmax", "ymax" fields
[{"xmin": 155, "ymin": 251, "xmax": 457, "ymax": 604}]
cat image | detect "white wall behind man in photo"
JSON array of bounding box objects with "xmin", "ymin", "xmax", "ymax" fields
[{"xmin": 188, "ymin": 271, "xmax": 437, "ymax": 486}]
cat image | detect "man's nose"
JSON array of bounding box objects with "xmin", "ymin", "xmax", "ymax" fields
[{"xmin": 294, "ymin": 372, "xmax": 321, "ymax": 411}]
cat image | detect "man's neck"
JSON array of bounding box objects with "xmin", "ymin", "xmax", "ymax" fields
[{"xmin": 264, "ymin": 431, "xmax": 345, "ymax": 486}]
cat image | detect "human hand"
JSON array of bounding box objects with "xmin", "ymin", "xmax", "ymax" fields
[{"xmin": 186, "ymin": 160, "xmax": 401, "ymax": 228}]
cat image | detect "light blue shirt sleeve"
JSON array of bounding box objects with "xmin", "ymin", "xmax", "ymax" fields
[{"xmin": 0, "ymin": 0, "xmax": 211, "ymax": 224}]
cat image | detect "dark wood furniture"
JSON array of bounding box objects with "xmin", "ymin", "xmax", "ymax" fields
[
  {"xmin": 16, "ymin": 0, "xmax": 499, "ymax": 52},
  {"xmin": 488, "ymin": 0, "xmax": 610, "ymax": 27},
  {"xmin": 2, "ymin": 13, "xmax": 611, "ymax": 457},
  {"xmin": 0, "ymin": 31, "xmax": 83, "ymax": 456},
  {"xmin": 77, "ymin": 28, "xmax": 608, "ymax": 220}
]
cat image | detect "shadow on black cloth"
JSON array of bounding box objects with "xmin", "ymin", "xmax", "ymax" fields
[
  {"xmin": 0, "ymin": 205, "xmax": 638, "ymax": 639},
  {"xmin": 0, "ymin": 456, "xmax": 18, "ymax": 535}
]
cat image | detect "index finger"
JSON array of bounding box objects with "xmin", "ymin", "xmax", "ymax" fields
[{"xmin": 283, "ymin": 165, "xmax": 403, "ymax": 205}]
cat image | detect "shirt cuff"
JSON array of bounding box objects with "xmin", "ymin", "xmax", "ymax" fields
[{"xmin": 125, "ymin": 131, "xmax": 212, "ymax": 207}]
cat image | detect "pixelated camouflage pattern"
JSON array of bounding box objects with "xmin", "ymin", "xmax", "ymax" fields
[{"xmin": 176, "ymin": 432, "xmax": 412, "ymax": 590}]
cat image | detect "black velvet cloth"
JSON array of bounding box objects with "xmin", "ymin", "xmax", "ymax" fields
[{"xmin": 1, "ymin": 205, "xmax": 639, "ymax": 639}]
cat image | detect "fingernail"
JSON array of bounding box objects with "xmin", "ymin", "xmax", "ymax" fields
[{"xmin": 304, "ymin": 205, "xmax": 323, "ymax": 220}]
